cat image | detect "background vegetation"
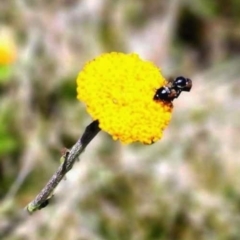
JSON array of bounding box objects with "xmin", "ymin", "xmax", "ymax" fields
[{"xmin": 0, "ymin": 0, "xmax": 240, "ymax": 239}]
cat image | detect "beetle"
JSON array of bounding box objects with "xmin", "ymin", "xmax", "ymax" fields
[{"xmin": 154, "ymin": 76, "xmax": 192, "ymax": 102}]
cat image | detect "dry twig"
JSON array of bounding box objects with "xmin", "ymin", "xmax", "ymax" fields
[{"xmin": 26, "ymin": 120, "xmax": 100, "ymax": 213}]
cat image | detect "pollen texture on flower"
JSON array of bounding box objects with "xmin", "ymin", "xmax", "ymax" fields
[{"xmin": 76, "ymin": 52, "xmax": 173, "ymax": 144}]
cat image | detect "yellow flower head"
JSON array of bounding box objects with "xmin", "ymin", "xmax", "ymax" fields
[
  {"xmin": 0, "ymin": 29, "xmax": 17, "ymax": 65},
  {"xmin": 76, "ymin": 52, "xmax": 173, "ymax": 144}
]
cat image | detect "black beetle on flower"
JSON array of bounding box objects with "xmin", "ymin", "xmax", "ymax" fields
[{"xmin": 154, "ymin": 76, "xmax": 192, "ymax": 102}]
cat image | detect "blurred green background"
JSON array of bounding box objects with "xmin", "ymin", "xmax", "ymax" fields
[{"xmin": 0, "ymin": 0, "xmax": 240, "ymax": 239}]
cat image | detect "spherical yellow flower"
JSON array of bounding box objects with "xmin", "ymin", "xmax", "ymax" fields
[{"xmin": 76, "ymin": 52, "xmax": 173, "ymax": 144}]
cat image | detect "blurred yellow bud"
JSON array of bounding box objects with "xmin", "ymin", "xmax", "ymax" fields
[{"xmin": 0, "ymin": 28, "xmax": 17, "ymax": 65}]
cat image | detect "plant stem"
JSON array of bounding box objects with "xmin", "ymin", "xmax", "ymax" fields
[{"xmin": 26, "ymin": 120, "xmax": 100, "ymax": 214}]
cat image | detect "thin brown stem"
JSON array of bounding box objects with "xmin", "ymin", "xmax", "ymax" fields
[{"xmin": 26, "ymin": 120, "xmax": 100, "ymax": 214}]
